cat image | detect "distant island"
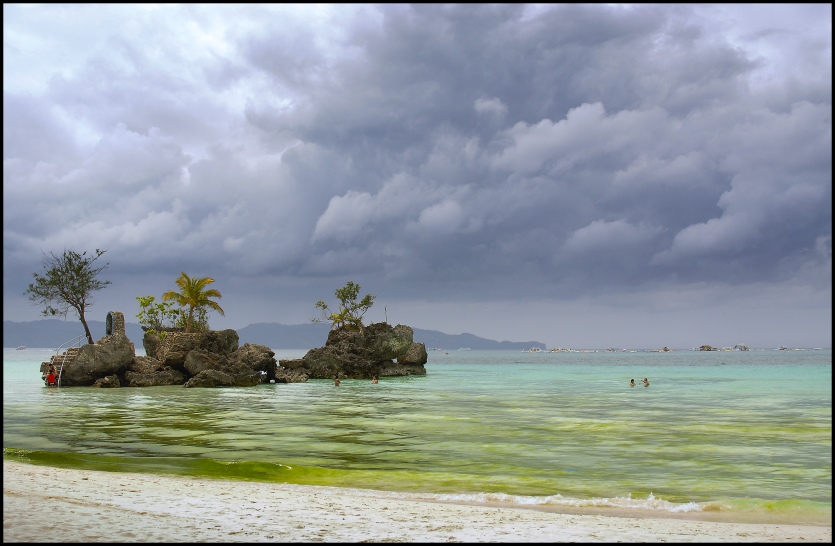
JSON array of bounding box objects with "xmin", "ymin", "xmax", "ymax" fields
[{"xmin": 3, "ymin": 319, "xmax": 546, "ymax": 352}]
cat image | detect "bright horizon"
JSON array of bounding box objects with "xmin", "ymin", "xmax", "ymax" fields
[{"xmin": 4, "ymin": 315, "xmax": 829, "ymax": 352}]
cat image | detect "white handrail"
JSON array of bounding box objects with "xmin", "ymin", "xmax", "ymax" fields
[{"xmin": 53, "ymin": 335, "xmax": 86, "ymax": 387}]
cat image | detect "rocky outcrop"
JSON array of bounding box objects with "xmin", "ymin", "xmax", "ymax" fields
[
  {"xmin": 123, "ymin": 355, "xmax": 187, "ymax": 387},
  {"xmin": 277, "ymin": 322, "xmax": 427, "ymax": 380},
  {"xmin": 183, "ymin": 366, "xmax": 261, "ymax": 388},
  {"xmin": 93, "ymin": 374, "xmax": 122, "ymax": 388},
  {"xmin": 139, "ymin": 331, "xmax": 276, "ymax": 388},
  {"xmin": 232, "ymin": 342, "xmax": 280, "ymax": 377},
  {"xmin": 179, "ymin": 341, "xmax": 277, "ymax": 388},
  {"xmin": 274, "ymin": 366, "xmax": 310, "ymax": 383},
  {"xmin": 40, "ymin": 313, "xmax": 426, "ymax": 387},
  {"xmin": 57, "ymin": 332, "xmax": 135, "ymax": 386},
  {"xmin": 41, "ymin": 312, "xmax": 277, "ymax": 388},
  {"xmin": 154, "ymin": 332, "xmax": 204, "ymax": 367},
  {"xmin": 199, "ymin": 329, "xmax": 240, "ymax": 355}
]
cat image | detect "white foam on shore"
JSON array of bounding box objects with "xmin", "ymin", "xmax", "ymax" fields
[{"xmin": 351, "ymin": 488, "xmax": 704, "ymax": 513}]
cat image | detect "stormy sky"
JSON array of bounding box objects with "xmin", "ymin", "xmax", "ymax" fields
[{"xmin": 3, "ymin": 4, "xmax": 831, "ymax": 349}]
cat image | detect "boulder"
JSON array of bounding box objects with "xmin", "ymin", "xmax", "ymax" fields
[
  {"xmin": 154, "ymin": 332, "xmax": 204, "ymax": 366},
  {"xmin": 356, "ymin": 323, "xmax": 414, "ymax": 359},
  {"xmin": 280, "ymin": 322, "xmax": 427, "ymax": 379},
  {"xmin": 274, "ymin": 367, "xmax": 309, "ymax": 383},
  {"xmin": 59, "ymin": 333, "xmax": 134, "ymax": 386},
  {"xmin": 142, "ymin": 331, "xmax": 161, "ymax": 359},
  {"xmin": 179, "ymin": 343, "xmax": 276, "ymax": 388},
  {"xmin": 184, "ymin": 349, "xmax": 230, "ymax": 376},
  {"xmin": 199, "ymin": 329, "xmax": 240, "ymax": 355},
  {"xmin": 378, "ymin": 360, "xmax": 427, "ymax": 376},
  {"xmin": 130, "ymin": 354, "xmax": 165, "ymax": 374},
  {"xmin": 230, "ymin": 343, "xmax": 277, "ymax": 379},
  {"xmin": 92, "ymin": 374, "xmax": 122, "ymax": 388},
  {"xmin": 124, "ymin": 368, "xmax": 187, "ymax": 387},
  {"xmin": 122, "ymin": 355, "xmax": 187, "ymax": 387},
  {"xmin": 184, "ymin": 366, "xmax": 262, "ymax": 388},
  {"xmin": 398, "ymin": 342, "xmax": 429, "ymax": 366}
]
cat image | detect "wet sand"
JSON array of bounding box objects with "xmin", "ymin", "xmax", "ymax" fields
[{"xmin": 3, "ymin": 461, "xmax": 831, "ymax": 542}]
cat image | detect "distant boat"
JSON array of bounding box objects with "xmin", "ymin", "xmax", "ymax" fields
[
  {"xmin": 524, "ymin": 347, "xmax": 543, "ymax": 352},
  {"xmin": 458, "ymin": 347, "xmax": 471, "ymax": 351},
  {"xmin": 15, "ymin": 346, "xmax": 27, "ymax": 350}
]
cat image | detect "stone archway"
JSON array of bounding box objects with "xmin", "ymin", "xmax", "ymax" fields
[{"xmin": 106, "ymin": 311, "xmax": 125, "ymax": 336}]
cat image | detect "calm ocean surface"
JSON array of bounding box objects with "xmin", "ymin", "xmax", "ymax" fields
[{"xmin": 3, "ymin": 347, "xmax": 831, "ymax": 526}]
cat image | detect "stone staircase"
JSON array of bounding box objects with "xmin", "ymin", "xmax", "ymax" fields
[
  {"xmin": 39, "ymin": 313, "xmax": 128, "ymax": 387},
  {"xmin": 40, "ymin": 340, "xmax": 84, "ymax": 386}
]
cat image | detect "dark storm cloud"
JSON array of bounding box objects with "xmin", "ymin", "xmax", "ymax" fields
[{"xmin": 3, "ymin": 4, "xmax": 830, "ymax": 348}]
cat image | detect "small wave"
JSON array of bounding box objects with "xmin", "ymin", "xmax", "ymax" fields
[{"xmin": 350, "ymin": 488, "xmax": 703, "ymax": 514}]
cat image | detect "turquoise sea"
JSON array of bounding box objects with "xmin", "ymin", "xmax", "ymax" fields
[{"xmin": 3, "ymin": 346, "xmax": 831, "ymax": 527}]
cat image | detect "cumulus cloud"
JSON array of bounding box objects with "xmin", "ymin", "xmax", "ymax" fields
[
  {"xmin": 474, "ymin": 97, "xmax": 508, "ymax": 117},
  {"xmin": 416, "ymin": 200, "xmax": 467, "ymax": 234},
  {"xmin": 564, "ymin": 219, "xmax": 663, "ymax": 254}
]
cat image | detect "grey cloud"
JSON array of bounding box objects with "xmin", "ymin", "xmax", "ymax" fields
[{"xmin": 3, "ymin": 3, "xmax": 830, "ymax": 348}]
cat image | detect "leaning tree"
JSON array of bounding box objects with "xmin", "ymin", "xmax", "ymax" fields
[{"xmin": 24, "ymin": 248, "xmax": 111, "ymax": 345}]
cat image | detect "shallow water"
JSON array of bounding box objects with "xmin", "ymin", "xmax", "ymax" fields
[{"xmin": 3, "ymin": 347, "xmax": 831, "ymax": 525}]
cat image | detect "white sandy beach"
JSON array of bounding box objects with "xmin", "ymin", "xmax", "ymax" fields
[{"xmin": 3, "ymin": 461, "xmax": 830, "ymax": 543}]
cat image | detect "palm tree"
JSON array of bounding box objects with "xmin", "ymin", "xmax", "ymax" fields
[{"xmin": 162, "ymin": 272, "xmax": 225, "ymax": 333}]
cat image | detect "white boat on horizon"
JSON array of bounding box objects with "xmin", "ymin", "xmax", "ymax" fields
[{"xmin": 15, "ymin": 346, "xmax": 27, "ymax": 350}]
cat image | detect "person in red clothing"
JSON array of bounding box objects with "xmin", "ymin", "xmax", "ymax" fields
[{"xmin": 45, "ymin": 364, "xmax": 57, "ymax": 386}]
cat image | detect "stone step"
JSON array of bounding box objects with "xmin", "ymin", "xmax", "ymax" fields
[{"xmin": 44, "ymin": 347, "xmax": 81, "ymax": 369}]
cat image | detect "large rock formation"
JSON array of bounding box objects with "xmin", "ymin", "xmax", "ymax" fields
[
  {"xmin": 277, "ymin": 322, "xmax": 427, "ymax": 381},
  {"xmin": 134, "ymin": 328, "xmax": 277, "ymax": 387},
  {"xmin": 57, "ymin": 332, "xmax": 135, "ymax": 386},
  {"xmin": 40, "ymin": 311, "xmax": 276, "ymax": 388},
  {"xmin": 40, "ymin": 313, "xmax": 427, "ymax": 387}
]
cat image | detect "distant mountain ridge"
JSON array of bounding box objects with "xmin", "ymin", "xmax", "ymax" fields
[{"xmin": 4, "ymin": 319, "xmax": 545, "ymax": 351}]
